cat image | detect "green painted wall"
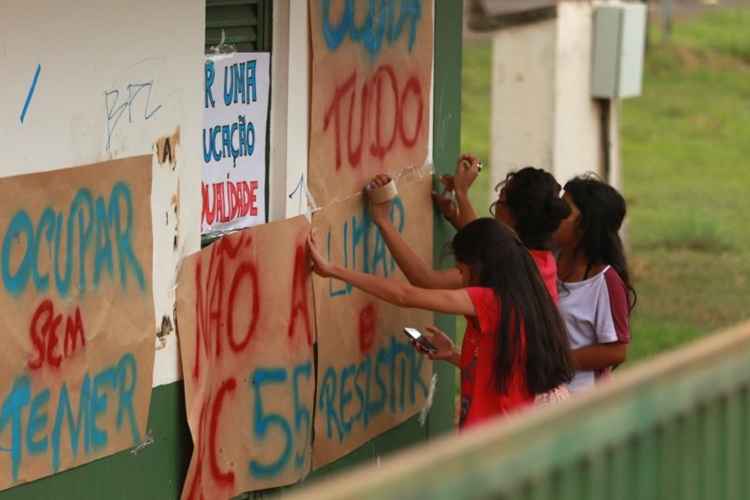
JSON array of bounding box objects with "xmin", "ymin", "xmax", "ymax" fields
[
  {"xmin": 429, "ymin": 0, "xmax": 463, "ymax": 439},
  {"xmin": 0, "ymin": 2, "xmax": 463, "ymax": 498}
]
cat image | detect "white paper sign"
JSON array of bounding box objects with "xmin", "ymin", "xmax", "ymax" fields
[{"xmin": 202, "ymin": 52, "xmax": 270, "ymax": 234}]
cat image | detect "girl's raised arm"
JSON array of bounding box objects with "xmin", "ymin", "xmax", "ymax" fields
[
  {"xmin": 369, "ymin": 174, "xmax": 462, "ymax": 290},
  {"xmin": 308, "ymin": 232, "xmax": 475, "ymax": 317}
]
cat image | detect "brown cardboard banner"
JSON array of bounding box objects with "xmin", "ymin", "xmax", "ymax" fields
[
  {"xmin": 0, "ymin": 157, "xmax": 154, "ymax": 491},
  {"xmin": 308, "ymin": 0, "xmax": 434, "ymax": 205},
  {"xmin": 177, "ymin": 216, "xmax": 316, "ymax": 499},
  {"xmin": 312, "ymin": 173, "xmax": 434, "ymax": 468}
]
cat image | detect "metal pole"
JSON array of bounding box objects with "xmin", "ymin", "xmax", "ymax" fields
[{"xmin": 662, "ymin": 0, "xmax": 673, "ymax": 41}]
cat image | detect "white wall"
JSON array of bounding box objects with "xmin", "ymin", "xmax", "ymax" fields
[
  {"xmin": 554, "ymin": 1, "xmax": 605, "ymax": 184},
  {"xmin": 490, "ymin": 18, "xmax": 557, "ymax": 190},
  {"xmin": 269, "ymin": 0, "xmax": 311, "ymax": 221},
  {"xmin": 0, "ymin": 0, "xmax": 204, "ymax": 386},
  {"xmin": 489, "ymin": 1, "xmax": 605, "ymax": 194}
]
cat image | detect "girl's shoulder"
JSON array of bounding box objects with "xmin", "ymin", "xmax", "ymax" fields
[
  {"xmin": 559, "ymin": 265, "xmax": 610, "ymax": 289},
  {"xmin": 463, "ymin": 287, "xmax": 500, "ymax": 331},
  {"xmin": 558, "ymin": 266, "xmax": 625, "ymax": 306},
  {"xmin": 602, "ymin": 266, "xmax": 626, "ymax": 286}
]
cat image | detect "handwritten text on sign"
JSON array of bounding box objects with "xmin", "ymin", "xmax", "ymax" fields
[
  {"xmin": 312, "ymin": 174, "xmax": 434, "ymax": 468},
  {"xmin": 202, "ymin": 53, "xmax": 270, "ymax": 234},
  {"xmin": 308, "ymin": 0, "xmax": 434, "ymax": 205},
  {"xmin": 177, "ymin": 216, "xmax": 315, "ymax": 499},
  {"xmin": 0, "ymin": 157, "xmax": 154, "ymax": 491}
]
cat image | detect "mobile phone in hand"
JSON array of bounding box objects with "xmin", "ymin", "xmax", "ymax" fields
[{"xmin": 403, "ymin": 327, "xmax": 437, "ymax": 353}]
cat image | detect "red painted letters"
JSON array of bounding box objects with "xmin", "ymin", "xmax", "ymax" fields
[
  {"xmin": 323, "ymin": 64, "xmax": 424, "ymax": 172},
  {"xmin": 28, "ymin": 300, "xmax": 86, "ymax": 370},
  {"xmin": 201, "ymin": 180, "xmax": 259, "ymax": 226},
  {"xmin": 193, "ymin": 234, "xmax": 259, "ymax": 381},
  {"xmin": 288, "ymin": 245, "xmax": 313, "ymax": 346},
  {"xmin": 358, "ymin": 304, "xmax": 377, "ymax": 354}
]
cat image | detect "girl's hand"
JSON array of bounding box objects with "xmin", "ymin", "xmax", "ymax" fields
[
  {"xmin": 307, "ymin": 231, "xmax": 336, "ymax": 278},
  {"xmin": 413, "ymin": 326, "xmax": 458, "ymax": 363},
  {"xmin": 439, "ymin": 174, "xmax": 456, "ymax": 192},
  {"xmin": 432, "ymin": 175, "xmax": 458, "ymax": 221},
  {"xmin": 454, "ymin": 154, "xmax": 481, "ymax": 194},
  {"xmin": 366, "ymin": 174, "xmax": 393, "ymax": 226}
]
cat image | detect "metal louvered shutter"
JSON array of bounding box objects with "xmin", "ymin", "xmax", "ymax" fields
[{"xmin": 205, "ymin": 0, "xmax": 272, "ymax": 54}]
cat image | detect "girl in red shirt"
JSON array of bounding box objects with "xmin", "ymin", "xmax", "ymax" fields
[{"xmin": 309, "ymin": 218, "xmax": 573, "ymax": 429}]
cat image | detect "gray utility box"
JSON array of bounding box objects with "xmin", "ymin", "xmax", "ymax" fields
[{"xmin": 591, "ymin": 2, "xmax": 647, "ymax": 99}]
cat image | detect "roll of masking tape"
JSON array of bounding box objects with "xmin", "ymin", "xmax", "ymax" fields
[{"xmin": 368, "ymin": 178, "xmax": 398, "ymax": 204}]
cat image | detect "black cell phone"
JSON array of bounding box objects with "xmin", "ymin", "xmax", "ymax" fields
[{"xmin": 403, "ymin": 327, "xmax": 437, "ymax": 353}]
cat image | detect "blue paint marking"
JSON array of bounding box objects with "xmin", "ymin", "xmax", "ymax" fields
[
  {"xmin": 90, "ymin": 367, "xmax": 116, "ymax": 451},
  {"xmin": 223, "ymin": 60, "xmax": 258, "ymax": 106},
  {"xmin": 115, "ymin": 354, "xmax": 141, "ymax": 444},
  {"xmin": 249, "ymin": 368, "xmax": 293, "ymax": 479},
  {"xmin": 328, "ymin": 197, "xmax": 405, "ymax": 298},
  {"xmin": 51, "ymin": 379, "xmax": 90, "ymax": 473},
  {"xmin": 319, "ymin": 0, "xmax": 422, "ymax": 57},
  {"xmin": 20, "ymin": 64, "xmax": 41, "ymax": 124},
  {"xmin": 26, "ymin": 389, "xmax": 50, "ymax": 456},
  {"xmin": 204, "ymin": 61, "xmax": 216, "ymax": 109},
  {"xmin": 0, "ymin": 353, "xmax": 140, "ymax": 480},
  {"xmin": 1, "ymin": 182, "xmax": 145, "ymax": 298},
  {"xmin": 292, "ymin": 362, "xmax": 312, "ymax": 468},
  {"xmin": 317, "ymin": 337, "xmax": 428, "ymax": 444},
  {"xmin": 0, "ymin": 376, "xmax": 31, "ymax": 482},
  {"xmin": 202, "ymin": 116, "xmax": 255, "ymax": 164},
  {"xmin": 242, "ymin": 362, "xmax": 314, "ymax": 478}
]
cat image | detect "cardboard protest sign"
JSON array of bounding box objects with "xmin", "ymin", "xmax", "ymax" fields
[
  {"xmin": 312, "ymin": 172, "xmax": 434, "ymax": 468},
  {"xmin": 202, "ymin": 53, "xmax": 271, "ymax": 234},
  {"xmin": 177, "ymin": 216, "xmax": 315, "ymax": 499},
  {"xmin": 308, "ymin": 0, "xmax": 434, "ymax": 205},
  {"xmin": 0, "ymin": 157, "xmax": 154, "ymax": 491}
]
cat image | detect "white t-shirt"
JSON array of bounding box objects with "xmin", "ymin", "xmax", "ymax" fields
[{"xmin": 558, "ymin": 266, "xmax": 630, "ymax": 393}]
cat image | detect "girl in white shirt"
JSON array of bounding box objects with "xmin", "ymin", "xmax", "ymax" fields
[{"xmin": 553, "ymin": 176, "xmax": 636, "ymax": 393}]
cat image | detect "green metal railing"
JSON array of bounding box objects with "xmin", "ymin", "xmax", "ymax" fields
[{"xmin": 287, "ymin": 320, "xmax": 750, "ymax": 500}]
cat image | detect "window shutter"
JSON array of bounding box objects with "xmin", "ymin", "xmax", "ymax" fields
[{"xmin": 205, "ymin": 0, "xmax": 272, "ymax": 54}]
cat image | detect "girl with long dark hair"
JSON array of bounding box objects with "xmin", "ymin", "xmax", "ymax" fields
[
  {"xmin": 372, "ymin": 157, "xmax": 570, "ymax": 302},
  {"xmin": 308, "ymin": 218, "xmax": 573, "ymax": 428},
  {"xmin": 554, "ymin": 176, "xmax": 637, "ymax": 393}
]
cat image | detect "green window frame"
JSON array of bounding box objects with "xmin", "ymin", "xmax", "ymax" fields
[{"xmin": 205, "ymin": 0, "xmax": 272, "ymax": 53}]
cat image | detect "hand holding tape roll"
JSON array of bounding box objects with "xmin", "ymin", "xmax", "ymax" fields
[{"xmin": 366, "ymin": 175, "xmax": 399, "ymax": 204}]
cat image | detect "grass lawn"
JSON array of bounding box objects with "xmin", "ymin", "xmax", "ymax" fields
[{"xmin": 460, "ymin": 8, "xmax": 750, "ymax": 364}]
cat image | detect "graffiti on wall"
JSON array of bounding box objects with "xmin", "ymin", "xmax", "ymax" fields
[
  {"xmin": 308, "ymin": 0, "xmax": 434, "ymax": 205},
  {"xmin": 0, "ymin": 157, "xmax": 155, "ymax": 492},
  {"xmin": 177, "ymin": 216, "xmax": 315, "ymax": 499},
  {"xmin": 311, "ymin": 173, "xmax": 434, "ymax": 468}
]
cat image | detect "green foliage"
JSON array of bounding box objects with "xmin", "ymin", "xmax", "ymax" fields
[
  {"xmin": 623, "ymin": 8, "xmax": 750, "ymax": 361},
  {"xmin": 461, "ymin": 39, "xmax": 493, "ymax": 213}
]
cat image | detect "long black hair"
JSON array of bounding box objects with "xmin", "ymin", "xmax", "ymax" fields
[
  {"xmin": 492, "ymin": 167, "xmax": 571, "ymax": 250},
  {"xmin": 452, "ymin": 218, "xmax": 574, "ymax": 395},
  {"xmin": 563, "ymin": 176, "xmax": 637, "ymax": 311}
]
